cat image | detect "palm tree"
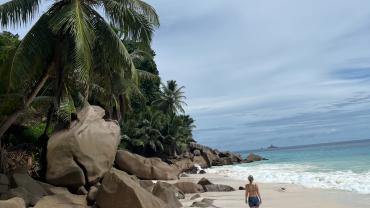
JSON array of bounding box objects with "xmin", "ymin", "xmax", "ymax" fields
[
  {"xmin": 0, "ymin": 0, "xmax": 159, "ymax": 139},
  {"xmin": 90, "ymin": 47, "xmax": 159, "ymax": 122},
  {"xmin": 153, "ymin": 80, "xmax": 187, "ymax": 115},
  {"xmin": 121, "ymin": 107, "xmax": 166, "ymax": 156}
]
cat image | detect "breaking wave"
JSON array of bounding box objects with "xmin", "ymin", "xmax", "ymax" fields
[{"xmin": 207, "ymin": 163, "xmax": 370, "ymax": 194}]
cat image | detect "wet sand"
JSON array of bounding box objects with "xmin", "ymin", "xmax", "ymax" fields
[{"xmin": 179, "ymin": 173, "xmax": 370, "ymax": 208}]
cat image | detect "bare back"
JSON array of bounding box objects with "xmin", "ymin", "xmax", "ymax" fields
[{"xmin": 246, "ymin": 183, "xmax": 259, "ymax": 197}]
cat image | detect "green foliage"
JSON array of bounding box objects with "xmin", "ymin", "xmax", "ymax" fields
[
  {"xmin": 126, "ymin": 40, "xmax": 160, "ymax": 111},
  {"xmin": 0, "ymin": 0, "xmax": 197, "ymax": 159},
  {"xmin": 0, "ymin": 31, "xmax": 21, "ymax": 117},
  {"xmin": 20, "ymin": 123, "xmax": 46, "ymax": 144},
  {"xmin": 5, "ymin": 123, "xmax": 46, "ymax": 146},
  {"xmin": 0, "ymin": 0, "xmax": 40, "ymax": 27},
  {"xmin": 121, "ymin": 104, "xmax": 195, "ymax": 157},
  {"xmin": 0, "ymin": 0, "xmax": 160, "ymax": 139},
  {"xmin": 153, "ymin": 80, "xmax": 187, "ymax": 115},
  {"xmin": 0, "ymin": 31, "xmax": 20, "ymax": 93}
]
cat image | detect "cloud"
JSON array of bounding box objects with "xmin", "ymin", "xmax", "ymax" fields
[
  {"xmin": 3, "ymin": 0, "xmax": 370, "ymax": 150},
  {"xmin": 147, "ymin": 0, "xmax": 370, "ymax": 150}
]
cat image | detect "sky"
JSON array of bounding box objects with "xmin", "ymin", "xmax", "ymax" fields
[{"xmin": 2, "ymin": 0, "xmax": 370, "ymax": 151}]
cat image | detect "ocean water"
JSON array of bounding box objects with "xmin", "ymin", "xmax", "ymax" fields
[{"xmin": 207, "ymin": 140, "xmax": 370, "ymax": 194}]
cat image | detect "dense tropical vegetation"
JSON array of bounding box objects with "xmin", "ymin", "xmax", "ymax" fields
[{"xmin": 0, "ymin": 0, "xmax": 196, "ymax": 174}]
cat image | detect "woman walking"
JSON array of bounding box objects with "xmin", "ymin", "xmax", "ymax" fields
[{"xmin": 245, "ymin": 175, "xmax": 262, "ymax": 208}]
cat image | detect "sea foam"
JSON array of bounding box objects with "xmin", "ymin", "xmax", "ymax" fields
[{"xmin": 207, "ymin": 163, "xmax": 370, "ymax": 194}]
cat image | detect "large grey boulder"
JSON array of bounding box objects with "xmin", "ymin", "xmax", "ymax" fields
[
  {"xmin": 192, "ymin": 156, "xmax": 208, "ymax": 169},
  {"xmin": 12, "ymin": 173, "xmax": 48, "ymax": 197},
  {"xmin": 244, "ymin": 153, "xmax": 267, "ymax": 163},
  {"xmin": 201, "ymin": 150, "xmax": 219, "ymax": 167},
  {"xmin": 0, "ymin": 197, "xmax": 26, "ymax": 208},
  {"xmin": 1, "ymin": 174, "xmax": 48, "ymax": 206},
  {"xmin": 197, "ymin": 177, "xmax": 212, "ymax": 187},
  {"xmin": 37, "ymin": 181, "xmax": 71, "ymax": 195},
  {"xmin": 196, "ymin": 177, "xmax": 235, "ymax": 192},
  {"xmin": 173, "ymin": 182, "xmax": 204, "ymax": 194},
  {"xmin": 46, "ymin": 105, "xmax": 121, "ymax": 188},
  {"xmin": 152, "ymin": 182, "xmax": 182, "ymax": 208},
  {"xmin": 34, "ymin": 193, "xmax": 88, "ymax": 208},
  {"xmin": 171, "ymin": 158, "xmax": 194, "ymax": 173},
  {"xmin": 212, "ymin": 157, "xmax": 233, "ymax": 166},
  {"xmin": 0, "ymin": 187, "xmax": 38, "ymax": 206},
  {"xmin": 115, "ymin": 150, "xmax": 179, "ymax": 180},
  {"xmin": 87, "ymin": 186, "xmax": 98, "ymax": 204},
  {"xmin": 139, "ymin": 180, "xmax": 155, "ymax": 192},
  {"xmin": 96, "ymin": 169, "xmax": 165, "ymax": 208},
  {"xmin": 193, "ymin": 150, "xmax": 201, "ymax": 156},
  {"xmin": 203, "ymin": 184, "xmax": 235, "ymax": 192}
]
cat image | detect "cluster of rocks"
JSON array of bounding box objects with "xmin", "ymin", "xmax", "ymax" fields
[
  {"xmin": 175, "ymin": 177, "xmax": 235, "ymax": 208},
  {"xmin": 169, "ymin": 142, "xmax": 247, "ymax": 174},
  {"xmin": 0, "ymin": 105, "xmax": 267, "ymax": 208}
]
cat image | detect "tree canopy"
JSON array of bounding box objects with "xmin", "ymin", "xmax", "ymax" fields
[{"xmin": 0, "ymin": 0, "xmax": 196, "ymax": 161}]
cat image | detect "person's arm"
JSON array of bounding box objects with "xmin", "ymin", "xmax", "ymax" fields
[
  {"xmin": 256, "ymin": 184, "xmax": 262, "ymax": 204},
  {"xmin": 245, "ymin": 185, "xmax": 249, "ymax": 201}
]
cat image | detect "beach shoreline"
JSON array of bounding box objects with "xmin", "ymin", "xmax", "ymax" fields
[{"xmin": 178, "ymin": 172, "xmax": 370, "ymax": 208}]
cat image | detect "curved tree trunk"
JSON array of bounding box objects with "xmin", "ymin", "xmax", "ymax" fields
[
  {"xmin": 119, "ymin": 94, "xmax": 125, "ymax": 122},
  {"xmin": 0, "ymin": 60, "xmax": 57, "ymax": 143},
  {"xmin": 0, "ymin": 39, "xmax": 62, "ymax": 143}
]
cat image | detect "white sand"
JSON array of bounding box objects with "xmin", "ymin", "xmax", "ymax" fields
[{"xmin": 178, "ymin": 173, "xmax": 370, "ymax": 208}]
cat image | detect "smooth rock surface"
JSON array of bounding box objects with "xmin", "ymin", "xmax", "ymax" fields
[
  {"xmin": 197, "ymin": 178, "xmax": 213, "ymax": 187},
  {"xmin": 139, "ymin": 180, "xmax": 155, "ymax": 192},
  {"xmin": 203, "ymin": 184, "xmax": 235, "ymax": 192},
  {"xmin": 34, "ymin": 193, "xmax": 88, "ymax": 208},
  {"xmin": 96, "ymin": 169, "xmax": 165, "ymax": 208},
  {"xmin": 201, "ymin": 150, "xmax": 219, "ymax": 167},
  {"xmin": 174, "ymin": 182, "xmax": 204, "ymax": 194},
  {"xmin": 1, "ymin": 187, "xmax": 42, "ymax": 206},
  {"xmin": 11, "ymin": 173, "xmax": 48, "ymax": 199},
  {"xmin": 87, "ymin": 186, "xmax": 98, "ymax": 204},
  {"xmin": 152, "ymin": 182, "xmax": 182, "ymax": 208},
  {"xmin": 245, "ymin": 153, "xmax": 266, "ymax": 163},
  {"xmin": 46, "ymin": 105, "xmax": 120, "ymax": 188},
  {"xmin": 0, "ymin": 197, "xmax": 26, "ymax": 208},
  {"xmin": 115, "ymin": 150, "xmax": 179, "ymax": 180},
  {"xmin": 37, "ymin": 181, "xmax": 71, "ymax": 195}
]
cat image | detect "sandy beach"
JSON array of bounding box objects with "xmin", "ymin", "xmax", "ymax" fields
[{"xmin": 178, "ymin": 173, "xmax": 370, "ymax": 208}]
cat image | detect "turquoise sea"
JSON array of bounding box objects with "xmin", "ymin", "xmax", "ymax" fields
[{"xmin": 208, "ymin": 139, "xmax": 370, "ymax": 194}]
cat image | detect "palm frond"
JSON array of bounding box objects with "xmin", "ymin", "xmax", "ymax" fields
[
  {"xmin": 0, "ymin": 0, "xmax": 40, "ymax": 27},
  {"xmin": 89, "ymin": 8, "xmax": 136, "ymax": 78},
  {"xmin": 137, "ymin": 69, "xmax": 158, "ymax": 81},
  {"xmin": 130, "ymin": 48, "xmax": 153, "ymax": 62},
  {"xmin": 102, "ymin": 0, "xmax": 159, "ymax": 46},
  {"xmin": 55, "ymin": 85, "xmax": 76, "ymax": 123},
  {"xmin": 49, "ymin": 0, "xmax": 95, "ymax": 96},
  {"xmin": 123, "ymin": 0, "xmax": 159, "ymax": 26},
  {"xmin": 6, "ymin": 12, "xmax": 54, "ymax": 92}
]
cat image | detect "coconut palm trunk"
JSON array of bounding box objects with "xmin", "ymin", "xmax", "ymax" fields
[{"xmin": 0, "ymin": 61, "xmax": 56, "ymax": 142}]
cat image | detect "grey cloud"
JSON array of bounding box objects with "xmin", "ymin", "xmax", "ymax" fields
[
  {"xmin": 147, "ymin": 0, "xmax": 370, "ymax": 150},
  {"xmin": 3, "ymin": 0, "xmax": 370, "ymax": 150}
]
